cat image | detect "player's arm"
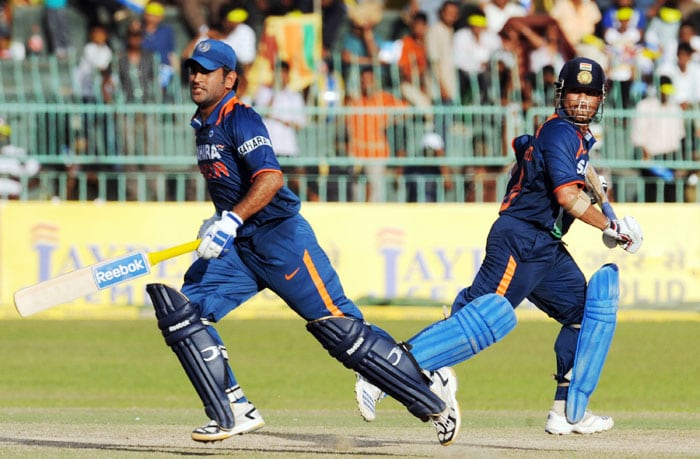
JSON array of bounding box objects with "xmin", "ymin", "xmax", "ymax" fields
[
  {"xmin": 198, "ymin": 110, "xmax": 284, "ymax": 259},
  {"xmin": 555, "ymin": 183, "xmax": 609, "ymax": 229},
  {"xmin": 555, "ymin": 183, "xmax": 643, "ymax": 253},
  {"xmin": 231, "ymin": 170, "xmax": 283, "ymax": 220}
]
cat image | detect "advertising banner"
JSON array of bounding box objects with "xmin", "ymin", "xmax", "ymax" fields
[{"xmin": 1, "ymin": 202, "xmax": 698, "ymax": 319}]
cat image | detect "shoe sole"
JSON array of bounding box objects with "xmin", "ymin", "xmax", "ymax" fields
[
  {"xmin": 191, "ymin": 419, "xmax": 265, "ymax": 442},
  {"xmin": 433, "ymin": 367, "xmax": 461, "ymax": 446},
  {"xmin": 192, "ymin": 431, "xmax": 235, "ymax": 443},
  {"xmin": 546, "ymin": 427, "xmax": 612, "ymax": 435},
  {"xmin": 231, "ymin": 419, "xmax": 265, "ymax": 436},
  {"xmin": 545, "ymin": 415, "xmax": 613, "ymax": 435}
]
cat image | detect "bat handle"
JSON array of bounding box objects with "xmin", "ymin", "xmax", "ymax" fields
[
  {"xmin": 148, "ymin": 240, "xmax": 201, "ymax": 265},
  {"xmin": 601, "ymin": 202, "xmax": 617, "ymax": 221}
]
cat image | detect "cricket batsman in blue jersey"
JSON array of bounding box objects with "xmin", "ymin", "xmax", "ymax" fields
[
  {"xmin": 145, "ymin": 39, "xmax": 461, "ymax": 446},
  {"xmin": 356, "ymin": 57, "xmax": 644, "ymax": 434}
]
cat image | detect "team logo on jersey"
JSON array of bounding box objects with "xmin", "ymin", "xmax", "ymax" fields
[{"xmin": 237, "ymin": 136, "xmax": 271, "ymax": 156}]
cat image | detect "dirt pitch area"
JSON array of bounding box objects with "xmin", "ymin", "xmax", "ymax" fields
[{"xmin": 1, "ymin": 408, "xmax": 698, "ymax": 458}]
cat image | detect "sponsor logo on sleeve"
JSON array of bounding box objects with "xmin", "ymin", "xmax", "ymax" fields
[
  {"xmin": 92, "ymin": 252, "xmax": 151, "ymax": 289},
  {"xmin": 237, "ymin": 136, "xmax": 271, "ymax": 156}
]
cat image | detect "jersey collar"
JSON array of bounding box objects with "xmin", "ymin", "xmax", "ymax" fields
[{"xmin": 190, "ymin": 91, "xmax": 237, "ymax": 129}]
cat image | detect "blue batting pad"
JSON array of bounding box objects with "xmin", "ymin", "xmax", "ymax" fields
[
  {"xmin": 567, "ymin": 263, "xmax": 619, "ymax": 424},
  {"xmin": 407, "ymin": 294, "xmax": 516, "ymax": 371}
]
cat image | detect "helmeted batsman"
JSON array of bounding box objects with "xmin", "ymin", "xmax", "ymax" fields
[{"xmin": 356, "ymin": 56, "xmax": 644, "ymax": 435}]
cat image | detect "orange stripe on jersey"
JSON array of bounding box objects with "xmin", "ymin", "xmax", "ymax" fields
[
  {"xmin": 496, "ymin": 255, "xmax": 517, "ymax": 296},
  {"xmin": 499, "ymin": 167, "xmax": 523, "ymax": 212},
  {"xmin": 499, "ymin": 144, "xmax": 533, "ymax": 212},
  {"xmin": 215, "ymin": 96, "xmax": 249, "ymax": 125},
  {"xmin": 251, "ymin": 168, "xmax": 282, "ymax": 183},
  {"xmin": 574, "ymin": 137, "xmax": 586, "ymax": 158},
  {"xmin": 303, "ymin": 249, "xmax": 343, "ymax": 317},
  {"xmin": 553, "ymin": 179, "xmax": 585, "ymax": 193}
]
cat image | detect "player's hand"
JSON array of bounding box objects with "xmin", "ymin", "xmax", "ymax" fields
[
  {"xmin": 602, "ymin": 216, "xmax": 643, "ymax": 254},
  {"xmin": 196, "ymin": 211, "xmax": 243, "ymax": 259},
  {"xmin": 197, "ymin": 213, "xmax": 219, "ymax": 239}
]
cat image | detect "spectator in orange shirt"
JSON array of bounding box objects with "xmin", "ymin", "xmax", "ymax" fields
[
  {"xmin": 346, "ymin": 66, "xmax": 408, "ymax": 201},
  {"xmin": 398, "ymin": 11, "xmax": 434, "ymax": 119}
]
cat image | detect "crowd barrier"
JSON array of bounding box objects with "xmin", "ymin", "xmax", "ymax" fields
[{"xmin": 2, "ymin": 98, "xmax": 698, "ymax": 203}]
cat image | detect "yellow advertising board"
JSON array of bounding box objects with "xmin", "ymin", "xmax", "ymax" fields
[{"xmin": 1, "ymin": 202, "xmax": 698, "ymax": 319}]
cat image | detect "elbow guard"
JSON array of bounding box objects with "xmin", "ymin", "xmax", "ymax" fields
[{"xmin": 563, "ymin": 189, "xmax": 592, "ymax": 218}]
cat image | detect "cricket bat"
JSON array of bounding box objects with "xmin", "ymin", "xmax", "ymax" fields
[
  {"xmin": 586, "ymin": 165, "xmax": 622, "ymax": 249},
  {"xmin": 13, "ymin": 240, "xmax": 200, "ymax": 317},
  {"xmin": 585, "ymin": 164, "xmax": 617, "ymax": 221}
]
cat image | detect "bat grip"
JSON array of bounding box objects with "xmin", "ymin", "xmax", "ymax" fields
[
  {"xmin": 601, "ymin": 202, "xmax": 617, "ymax": 221},
  {"xmin": 148, "ymin": 240, "xmax": 201, "ymax": 265}
]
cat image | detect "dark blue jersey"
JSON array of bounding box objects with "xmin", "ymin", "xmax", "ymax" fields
[
  {"xmin": 499, "ymin": 114, "xmax": 596, "ymax": 238},
  {"xmin": 190, "ymin": 91, "xmax": 301, "ymax": 234}
]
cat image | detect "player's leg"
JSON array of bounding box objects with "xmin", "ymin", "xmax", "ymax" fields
[
  {"xmin": 354, "ymin": 292, "xmax": 513, "ymax": 425},
  {"xmin": 355, "ymin": 217, "xmax": 576, "ymax": 421},
  {"xmin": 528, "ymin": 247, "xmax": 615, "ymax": 434},
  {"xmin": 566, "ymin": 263, "xmax": 619, "ymax": 425},
  {"xmin": 404, "ymin": 217, "xmax": 557, "ymax": 371},
  {"xmin": 359, "ymin": 219, "xmax": 554, "ymax": 426},
  {"xmin": 246, "ymin": 215, "xmax": 460, "ymax": 445},
  {"xmin": 148, "ymin": 253, "xmax": 265, "ymax": 442},
  {"xmin": 307, "ymin": 315, "xmax": 461, "ymax": 445},
  {"xmin": 357, "ymin": 219, "xmax": 556, "ymax": 422}
]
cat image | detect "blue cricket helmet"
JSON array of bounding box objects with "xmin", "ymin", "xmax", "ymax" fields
[
  {"xmin": 557, "ymin": 57, "xmax": 606, "ymax": 95},
  {"xmin": 555, "ymin": 57, "xmax": 607, "ymax": 124}
]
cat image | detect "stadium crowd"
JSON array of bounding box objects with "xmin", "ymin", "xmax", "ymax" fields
[{"xmin": 0, "ymin": 0, "xmax": 698, "ymax": 202}]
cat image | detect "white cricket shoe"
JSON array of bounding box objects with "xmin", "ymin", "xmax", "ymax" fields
[
  {"xmin": 545, "ymin": 401, "xmax": 613, "ymax": 435},
  {"xmin": 191, "ymin": 401, "xmax": 265, "ymax": 442},
  {"xmin": 355, "ymin": 373, "xmax": 385, "ymax": 422},
  {"xmin": 428, "ymin": 367, "xmax": 461, "ymax": 446}
]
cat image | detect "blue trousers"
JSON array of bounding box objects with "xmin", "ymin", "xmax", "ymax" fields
[
  {"xmin": 182, "ymin": 213, "xmax": 365, "ymax": 322},
  {"xmin": 456, "ymin": 215, "xmax": 586, "ymax": 324},
  {"xmin": 454, "ymin": 215, "xmax": 586, "ymax": 394},
  {"xmin": 180, "ymin": 213, "xmax": 374, "ymax": 399}
]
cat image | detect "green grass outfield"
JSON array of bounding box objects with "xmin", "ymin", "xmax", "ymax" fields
[{"xmin": 1, "ymin": 313, "xmax": 698, "ymax": 457}]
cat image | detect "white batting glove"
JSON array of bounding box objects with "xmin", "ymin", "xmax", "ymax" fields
[
  {"xmin": 602, "ymin": 216, "xmax": 643, "ymax": 254},
  {"xmin": 196, "ymin": 211, "xmax": 243, "ymax": 259},
  {"xmin": 197, "ymin": 212, "xmax": 219, "ymax": 239}
]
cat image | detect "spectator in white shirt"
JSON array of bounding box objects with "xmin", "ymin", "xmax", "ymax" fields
[
  {"xmin": 481, "ymin": 0, "xmax": 527, "ymax": 34},
  {"xmin": 221, "ymin": 7, "xmax": 257, "ymax": 98},
  {"xmin": 254, "ymin": 61, "xmax": 315, "ymax": 199},
  {"xmin": 631, "ymin": 75, "xmax": 686, "ymax": 202},
  {"xmin": 454, "ymin": 13, "xmax": 503, "ymax": 103},
  {"xmin": 426, "ymin": 0, "xmax": 460, "ymax": 103},
  {"xmin": 657, "ymin": 42, "xmax": 700, "ymax": 108}
]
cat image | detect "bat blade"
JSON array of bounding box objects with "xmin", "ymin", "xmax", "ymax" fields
[
  {"xmin": 14, "ymin": 250, "xmax": 152, "ymax": 317},
  {"xmin": 13, "ymin": 240, "xmax": 199, "ymax": 317},
  {"xmin": 585, "ymin": 165, "xmax": 617, "ymax": 220}
]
